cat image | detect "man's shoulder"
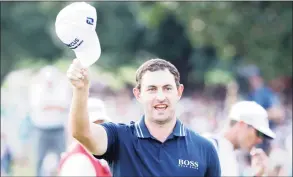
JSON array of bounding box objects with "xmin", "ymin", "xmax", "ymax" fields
[
  {"xmin": 100, "ymin": 121, "xmax": 137, "ymax": 134},
  {"xmin": 186, "ymin": 128, "xmax": 216, "ymax": 149}
]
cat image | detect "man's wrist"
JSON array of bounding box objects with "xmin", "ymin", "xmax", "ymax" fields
[{"xmin": 73, "ymin": 87, "xmax": 89, "ymax": 94}]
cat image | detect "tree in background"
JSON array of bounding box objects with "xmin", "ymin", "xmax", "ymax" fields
[{"xmin": 1, "ymin": 1, "xmax": 292, "ymax": 90}]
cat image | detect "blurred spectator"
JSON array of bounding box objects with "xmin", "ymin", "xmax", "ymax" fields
[
  {"xmin": 203, "ymin": 101, "xmax": 275, "ymax": 176},
  {"xmin": 1, "ymin": 118, "xmax": 27, "ymax": 176},
  {"xmin": 107, "ymin": 87, "xmax": 143, "ymax": 123},
  {"xmin": 29, "ymin": 65, "xmax": 71, "ymax": 176},
  {"xmin": 58, "ymin": 97, "xmax": 111, "ymax": 176},
  {"xmin": 238, "ymin": 65, "xmax": 284, "ymax": 154},
  {"xmin": 1, "ymin": 119, "xmax": 13, "ymax": 176}
]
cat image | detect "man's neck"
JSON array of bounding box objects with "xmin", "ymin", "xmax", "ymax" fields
[{"xmin": 144, "ymin": 116, "xmax": 177, "ymax": 143}]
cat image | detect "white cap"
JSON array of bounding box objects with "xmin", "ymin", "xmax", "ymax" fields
[
  {"xmin": 55, "ymin": 2, "xmax": 101, "ymax": 67},
  {"xmin": 228, "ymin": 101, "xmax": 276, "ymax": 139},
  {"xmin": 88, "ymin": 98, "xmax": 110, "ymax": 123}
]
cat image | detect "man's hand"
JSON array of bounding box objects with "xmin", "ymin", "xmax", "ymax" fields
[
  {"xmin": 250, "ymin": 147, "xmax": 269, "ymax": 177},
  {"xmin": 67, "ymin": 59, "xmax": 89, "ymax": 90}
]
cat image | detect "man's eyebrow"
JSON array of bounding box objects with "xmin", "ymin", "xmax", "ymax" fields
[
  {"xmin": 146, "ymin": 84, "xmax": 173, "ymax": 88},
  {"xmin": 147, "ymin": 85, "xmax": 156, "ymax": 88}
]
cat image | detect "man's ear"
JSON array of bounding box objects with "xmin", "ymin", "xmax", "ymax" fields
[
  {"xmin": 177, "ymin": 84, "xmax": 184, "ymax": 100},
  {"xmin": 133, "ymin": 87, "xmax": 141, "ymax": 101}
]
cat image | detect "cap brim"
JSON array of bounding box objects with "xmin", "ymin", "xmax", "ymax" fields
[
  {"xmin": 257, "ymin": 126, "xmax": 276, "ymax": 139},
  {"xmin": 74, "ymin": 31, "xmax": 101, "ymax": 68}
]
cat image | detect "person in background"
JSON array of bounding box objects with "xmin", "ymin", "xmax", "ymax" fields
[
  {"xmin": 58, "ymin": 97, "xmax": 111, "ymax": 176},
  {"xmin": 204, "ymin": 101, "xmax": 275, "ymax": 176},
  {"xmin": 29, "ymin": 65, "xmax": 71, "ymax": 176},
  {"xmin": 1, "ymin": 119, "xmax": 27, "ymax": 176},
  {"xmin": 1, "ymin": 119, "xmax": 13, "ymax": 176},
  {"xmin": 241, "ymin": 65, "xmax": 284, "ymax": 154},
  {"xmin": 244, "ymin": 65, "xmax": 284, "ymax": 123}
]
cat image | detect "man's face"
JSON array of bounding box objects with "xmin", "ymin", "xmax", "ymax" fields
[
  {"xmin": 133, "ymin": 69, "xmax": 184, "ymax": 124},
  {"xmin": 238, "ymin": 124, "xmax": 264, "ymax": 151}
]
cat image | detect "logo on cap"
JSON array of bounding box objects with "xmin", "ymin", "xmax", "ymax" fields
[
  {"xmin": 66, "ymin": 38, "xmax": 84, "ymax": 49},
  {"xmin": 86, "ymin": 17, "xmax": 94, "ymax": 25}
]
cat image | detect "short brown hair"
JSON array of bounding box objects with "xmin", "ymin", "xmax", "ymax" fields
[{"xmin": 135, "ymin": 58, "xmax": 180, "ymax": 90}]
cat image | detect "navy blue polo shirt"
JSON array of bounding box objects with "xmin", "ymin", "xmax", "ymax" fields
[{"xmin": 94, "ymin": 117, "xmax": 221, "ymax": 177}]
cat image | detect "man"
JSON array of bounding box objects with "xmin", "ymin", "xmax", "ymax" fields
[
  {"xmin": 29, "ymin": 65, "xmax": 71, "ymax": 176},
  {"xmin": 58, "ymin": 97, "xmax": 111, "ymax": 176},
  {"xmin": 66, "ymin": 58, "xmax": 221, "ymax": 176},
  {"xmin": 204, "ymin": 101, "xmax": 276, "ymax": 176},
  {"xmin": 240, "ymin": 65, "xmax": 284, "ymax": 154}
]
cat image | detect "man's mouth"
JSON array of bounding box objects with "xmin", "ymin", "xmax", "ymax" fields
[{"xmin": 154, "ymin": 104, "xmax": 168, "ymax": 110}]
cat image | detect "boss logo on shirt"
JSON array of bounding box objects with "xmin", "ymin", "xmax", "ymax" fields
[{"xmin": 178, "ymin": 159, "xmax": 199, "ymax": 169}]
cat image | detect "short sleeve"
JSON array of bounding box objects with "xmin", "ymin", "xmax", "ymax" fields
[
  {"xmin": 93, "ymin": 122, "xmax": 120, "ymax": 162},
  {"xmin": 205, "ymin": 143, "xmax": 221, "ymax": 177}
]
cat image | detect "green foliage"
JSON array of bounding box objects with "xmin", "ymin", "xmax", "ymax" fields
[
  {"xmin": 1, "ymin": 1, "xmax": 292, "ymax": 88},
  {"xmin": 173, "ymin": 2, "xmax": 292, "ymax": 80},
  {"xmin": 205, "ymin": 69, "xmax": 234, "ymax": 86}
]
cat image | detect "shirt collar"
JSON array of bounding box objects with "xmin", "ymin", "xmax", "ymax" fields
[{"xmin": 134, "ymin": 116, "xmax": 187, "ymax": 139}]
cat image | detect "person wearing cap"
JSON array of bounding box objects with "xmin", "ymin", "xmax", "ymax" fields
[
  {"xmin": 58, "ymin": 2, "xmax": 220, "ymax": 177},
  {"xmin": 58, "ymin": 98, "xmax": 111, "ymax": 176},
  {"xmin": 238, "ymin": 65, "xmax": 284, "ymax": 154},
  {"xmin": 203, "ymin": 101, "xmax": 276, "ymax": 176}
]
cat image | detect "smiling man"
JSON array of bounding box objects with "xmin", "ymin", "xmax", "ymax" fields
[{"xmin": 67, "ymin": 58, "xmax": 221, "ymax": 177}]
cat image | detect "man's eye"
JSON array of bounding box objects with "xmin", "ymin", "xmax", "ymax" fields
[
  {"xmin": 148, "ymin": 88, "xmax": 156, "ymax": 91},
  {"xmin": 166, "ymin": 87, "xmax": 172, "ymax": 91}
]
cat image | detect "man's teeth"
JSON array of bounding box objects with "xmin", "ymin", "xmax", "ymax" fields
[{"xmin": 155, "ymin": 105, "xmax": 167, "ymax": 109}]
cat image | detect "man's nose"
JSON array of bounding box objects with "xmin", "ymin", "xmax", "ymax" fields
[{"xmin": 156, "ymin": 89, "xmax": 166, "ymax": 101}]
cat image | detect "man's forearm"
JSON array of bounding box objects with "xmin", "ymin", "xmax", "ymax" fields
[
  {"xmin": 43, "ymin": 106, "xmax": 67, "ymax": 111},
  {"xmin": 70, "ymin": 88, "xmax": 90, "ymax": 138}
]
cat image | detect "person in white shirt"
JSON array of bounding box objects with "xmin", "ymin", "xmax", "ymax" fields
[
  {"xmin": 204, "ymin": 101, "xmax": 276, "ymax": 177},
  {"xmin": 29, "ymin": 65, "xmax": 71, "ymax": 176}
]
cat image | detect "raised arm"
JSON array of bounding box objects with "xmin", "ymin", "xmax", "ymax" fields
[{"xmin": 67, "ymin": 59, "xmax": 108, "ymax": 156}]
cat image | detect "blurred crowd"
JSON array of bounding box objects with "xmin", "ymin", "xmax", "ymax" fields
[{"xmin": 1, "ymin": 64, "xmax": 292, "ymax": 176}]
